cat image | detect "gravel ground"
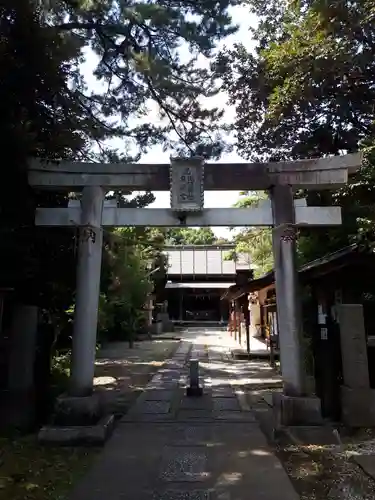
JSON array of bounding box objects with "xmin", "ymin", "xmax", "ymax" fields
[
  {"xmin": 94, "ymin": 338, "xmax": 181, "ymax": 416},
  {"xmin": 247, "ymin": 387, "xmax": 375, "ymax": 500},
  {"xmin": 278, "ymin": 442, "xmax": 375, "ymax": 500}
]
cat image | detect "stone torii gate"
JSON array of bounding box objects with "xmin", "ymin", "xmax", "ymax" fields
[{"xmin": 29, "ymin": 153, "xmax": 362, "ymax": 422}]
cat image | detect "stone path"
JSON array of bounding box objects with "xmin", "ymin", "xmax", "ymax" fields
[{"xmin": 68, "ymin": 328, "xmax": 298, "ymax": 500}]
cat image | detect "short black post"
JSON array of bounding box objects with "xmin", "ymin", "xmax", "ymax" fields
[{"xmin": 186, "ymin": 359, "xmax": 203, "ymax": 397}]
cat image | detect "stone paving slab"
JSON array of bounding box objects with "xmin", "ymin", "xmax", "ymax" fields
[
  {"xmin": 151, "ymin": 488, "xmax": 211, "ymax": 500},
  {"xmin": 177, "ymin": 410, "xmax": 213, "ymax": 421},
  {"xmin": 159, "ymin": 447, "xmax": 209, "ymax": 482},
  {"xmin": 143, "ymin": 389, "xmax": 176, "ymax": 401},
  {"xmin": 172, "ymin": 425, "xmax": 213, "ymax": 446},
  {"xmin": 135, "ymin": 401, "xmax": 171, "ymax": 414},
  {"xmin": 174, "ymin": 355, "xmax": 190, "ymax": 363},
  {"xmin": 121, "ymin": 413, "xmax": 174, "ymax": 423},
  {"xmin": 175, "ymin": 346, "xmax": 191, "ymax": 356},
  {"xmin": 212, "ymin": 397, "xmax": 240, "ymax": 411},
  {"xmin": 165, "ymin": 358, "xmax": 185, "ymax": 365},
  {"xmin": 179, "ymin": 396, "xmax": 212, "ymax": 411},
  {"xmin": 353, "ymin": 455, "xmax": 375, "ymax": 481},
  {"xmin": 210, "ymin": 424, "xmax": 299, "ymax": 500},
  {"xmin": 159, "ymin": 367, "xmax": 182, "ymax": 375},
  {"xmin": 147, "ymin": 381, "xmax": 179, "ymax": 390},
  {"xmin": 213, "ymin": 411, "xmax": 257, "ymax": 422},
  {"xmin": 211, "ymin": 386, "xmax": 236, "ymax": 398}
]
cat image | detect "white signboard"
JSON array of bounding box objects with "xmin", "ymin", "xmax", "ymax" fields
[{"xmin": 170, "ymin": 158, "xmax": 204, "ymax": 212}]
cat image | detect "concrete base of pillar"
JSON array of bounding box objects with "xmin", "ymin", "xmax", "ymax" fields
[
  {"xmin": 53, "ymin": 393, "xmax": 102, "ymax": 426},
  {"xmin": 341, "ymin": 386, "xmax": 375, "ymax": 427},
  {"xmin": 39, "ymin": 393, "xmax": 115, "ymax": 446},
  {"xmin": 273, "ymin": 392, "xmax": 323, "ymax": 428},
  {"xmin": 38, "ymin": 414, "xmax": 115, "ymax": 446}
]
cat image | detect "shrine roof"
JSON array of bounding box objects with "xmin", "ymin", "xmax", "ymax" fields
[{"xmin": 163, "ymin": 245, "xmax": 251, "ymax": 276}]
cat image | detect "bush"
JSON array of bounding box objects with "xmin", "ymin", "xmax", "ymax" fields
[{"xmin": 98, "ymin": 229, "xmax": 153, "ymax": 342}]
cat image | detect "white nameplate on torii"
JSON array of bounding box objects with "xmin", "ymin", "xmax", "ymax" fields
[
  {"xmin": 35, "ymin": 205, "xmax": 342, "ymax": 227},
  {"xmin": 170, "ymin": 157, "xmax": 204, "ymax": 212}
]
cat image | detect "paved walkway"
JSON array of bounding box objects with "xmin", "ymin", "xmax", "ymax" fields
[{"xmin": 69, "ymin": 328, "xmax": 298, "ymax": 500}]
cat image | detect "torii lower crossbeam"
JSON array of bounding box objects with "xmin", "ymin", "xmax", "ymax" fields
[{"xmin": 35, "ymin": 206, "xmax": 342, "ymax": 227}]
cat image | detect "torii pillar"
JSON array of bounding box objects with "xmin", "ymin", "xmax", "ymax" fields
[
  {"xmin": 270, "ymin": 185, "xmax": 305, "ymax": 395},
  {"xmin": 70, "ymin": 186, "xmax": 105, "ymax": 396},
  {"xmin": 270, "ymin": 185, "xmax": 322, "ymax": 425}
]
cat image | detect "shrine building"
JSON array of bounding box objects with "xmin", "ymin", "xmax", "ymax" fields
[{"xmin": 163, "ymin": 244, "xmax": 252, "ymax": 323}]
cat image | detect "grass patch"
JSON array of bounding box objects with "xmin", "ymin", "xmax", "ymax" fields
[{"xmin": 0, "ymin": 435, "xmax": 98, "ymax": 500}]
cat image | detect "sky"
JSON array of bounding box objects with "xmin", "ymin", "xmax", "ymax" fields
[{"xmin": 81, "ymin": 5, "xmax": 258, "ymax": 238}]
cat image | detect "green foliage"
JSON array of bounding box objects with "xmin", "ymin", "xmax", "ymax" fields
[
  {"xmin": 0, "ymin": 0, "xmax": 89, "ymax": 316},
  {"xmin": 218, "ymin": 0, "xmax": 375, "ymax": 159},
  {"xmin": 215, "ymin": 237, "xmax": 231, "ymax": 244},
  {"xmin": 98, "ymin": 226, "xmax": 167, "ymax": 341},
  {"xmin": 97, "ymin": 293, "xmax": 114, "ymax": 335},
  {"xmin": 216, "ymin": 0, "xmax": 375, "ymax": 264},
  {"xmin": 229, "ymin": 191, "xmax": 273, "ymax": 277},
  {"xmin": 166, "ymin": 227, "xmax": 217, "ymax": 245},
  {"xmin": 50, "ymin": 352, "xmax": 71, "ymax": 395}
]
